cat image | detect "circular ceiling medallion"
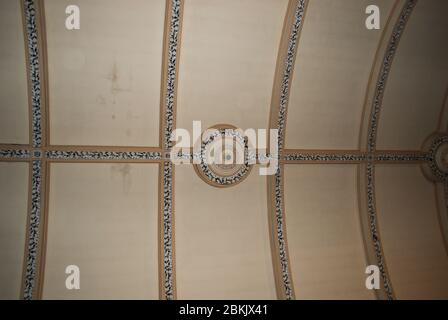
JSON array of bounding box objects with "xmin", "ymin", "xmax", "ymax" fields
[
  {"xmin": 422, "ymin": 133, "xmax": 448, "ymax": 182},
  {"xmin": 193, "ymin": 124, "xmax": 253, "ymax": 188},
  {"xmin": 434, "ymin": 142, "xmax": 448, "ymax": 174}
]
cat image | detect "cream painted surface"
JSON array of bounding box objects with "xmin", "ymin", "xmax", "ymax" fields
[
  {"xmin": 45, "ymin": 0, "xmax": 164, "ymax": 146},
  {"xmin": 435, "ymin": 183, "xmax": 448, "ymax": 253},
  {"xmin": 286, "ymin": 0, "xmax": 394, "ymax": 150},
  {"xmin": 377, "ymin": 0, "xmax": 448, "ymax": 150},
  {"xmin": 0, "ymin": 0, "xmax": 29, "ymax": 144},
  {"xmin": 176, "ymin": 165, "xmax": 276, "ymax": 299},
  {"xmin": 375, "ymin": 165, "xmax": 448, "ymax": 299},
  {"xmin": 0, "ymin": 162, "xmax": 29, "ymax": 299},
  {"xmin": 284, "ymin": 165, "xmax": 374, "ymax": 299},
  {"xmin": 43, "ymin": 163, "xmax": 159, "ymax": 299},
  {"xmin": 177, "ymin": 0, "xmax": 288, "ymax": 134}
]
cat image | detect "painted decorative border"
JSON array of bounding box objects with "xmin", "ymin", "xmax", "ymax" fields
[
  {"xmin": 276, "ymin": 1, "xmax": 306, "ymax": 153},
  {"xmin": 24, "ymin": 0, "xmax": 43, "ymax": 148},
  {"xmin": 0, "ymin": 149, "xmax": 31, "ymax": 159},
  {"xmin": 271, "ymin": 0, "xmax": 307, "ymax": 300},
  {"xmin": 1, "ymin": 149, "xmax": 431, "ymax": 164},
  {"xmin": 163, "ymin": 0, "xmax": 181, "ymax": 151},
  {"xmin": 283, "ymin": 152, "xmax": 366, "ymax": 162},
  {"xmin": 367, "ymin": 0, "xmax": 417, "ymax": 153},
  {"xmin": 374, "ymin": 153, "xmax": 428, "ymax": 162},
  {"xmin": 23, "ymin": 160, "xmax": 42, "ymax": 300},
  {"xmin": 21, "ymin": 0, "xmax": 43, "ymax": 300},
  {"xmin": 273, "ymin": 167, "xmax": 294, "ymax": 299},
  {"xmin": 160, "ymin": 0, "xmax": 182, "ymax": 300},
  {"xmin": 162, "ymin": 161, "xmax": 174, "ymax": 300},
  {"xmin": 365, "ymin": 163, "xmax": 394, "ymax": 299},
  {"xmin": 46, "ymin": 150, "xmax": 162, "ymax": 161},
  {"xmin": 364, "ymin": 0, "xmax": 418, "ymax": 300}
]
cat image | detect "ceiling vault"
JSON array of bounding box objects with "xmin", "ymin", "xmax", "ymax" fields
[
  {"xmin": 358, "ymin": 0, "xmax": 418, "ymax": 300},
  {"xmin": 266, "ymin": 0, "xmax": 308, "ymax": 300},
  {"xmin": 0, "ymin": 0, "xmax": 446, "ymax": 300}
]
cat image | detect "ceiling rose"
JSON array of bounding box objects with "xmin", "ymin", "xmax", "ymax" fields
[
  {"xmin": 422, "ymin": 133, "xmax": 448, "ymax": 182},
  {"xmin": 193, "ymin": 124, "xmax": 253, "ymax": 188}
]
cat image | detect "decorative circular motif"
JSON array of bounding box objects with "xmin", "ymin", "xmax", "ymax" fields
[
  {"xmin": 422, "ymin": 133, "xmax": 448, "ymax": 182},
  {"xmin": 434, "ymin": 143, "xmax": 448, "ymax": 173},
  {"xmin": 193, "ymin": 124, "xmax": 253, "ymax": 188}
]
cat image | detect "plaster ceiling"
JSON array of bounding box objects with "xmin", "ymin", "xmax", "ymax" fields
[{"xmin": 0, "ymin": 0, "xmax": 447, "ymax": 300}]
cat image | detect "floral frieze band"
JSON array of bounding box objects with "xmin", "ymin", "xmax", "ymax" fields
[
  {"xmin": 22, "ymin": 0, "xmax": 43, "ymax": 300},
  {"xmin": 0, "ymin": 149, "xmax": 31, "ymax": 159},
  {"xmin": 24, "ymin": 0, "xmax": 43, "ymax": 148},
  {"xmin": 160, "ymin": 0, "xmax": 182, "ymax": 300},
  {"xmin": 46, "ymin": 150, "xmax": 162, "ymax": 161},
  {"xmin": 364, "ymin": 0, "xmax": 418, "ymax": 300},
  {"xmin": 271, "ymin": 0, "xmax": 307, "ymax": 300},
  {"xmin": 283, "ymin": 153, "xmax": 366, "ymax": 162},
  {"xmin": 23, "ymin": 160, "xmax": 42, "ymax": 299}
]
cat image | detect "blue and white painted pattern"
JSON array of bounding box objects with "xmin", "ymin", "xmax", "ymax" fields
[
  {"xmin": 272, "ymin": 0, "xmax": 307, "ymax": 300},
  {"xmin": 364, "ymin": 0, "xmax": 418, "ymax": 300},
  {"xmin": 163, "ymin": 0, "xmax": 181, "ymax": 151},
  {"xmin": 46, "ymin": 150, "xmax": 162, "ymax": 161},
  {"xmin": 273, "ymin": 167, "xmax": 294, "ymax": 299},
  {"xmin": 374, "ymin": 153, "xmax": 429, "ymax": 162},
  {"xmin": 283, "ymin": 153, "xmax": 366, "ymax": 162},
  {"xmin": 276, "ymin": 0, "xmax": 306, "ymax": 154},
  {"xmin": 20, "ymin": 0, "xmax": 43, "ymax": 300},
  {"xmin": 23, "ymin": 160, "xmax": 42, "ymax": 300},
  {"xmin": 0, "ymin": 149, "xmax": 31, "ymax": 159},
  {"xmin": 24, "ymin": 0, "xmax": 43, "ymax": 148},
  {"xmin": 177, "ymin": 151, "xmax": 265, "ymax": 164},
  {"xmin": 162, "ymin": 161, "xmax": 174, "ymax": 299},
  {"xmin": 366, "ymin": 163, "xmax": 394, "ymax": 299},
  {"xmin": 160, "ymin": 0, "xmax": 181, "ymax": 300}
]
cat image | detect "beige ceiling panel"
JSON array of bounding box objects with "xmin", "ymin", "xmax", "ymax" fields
[
  {"xmin": 0, "ymin": 0, "xmax": 29, "ymax": 144},
  {"xmin": 45, "ymin": 0, "xmax": 164, "ymax": 146},
  {"xmin": 377, "ymin": 0, "xmax": 448, "ymax": 150},
  {"xmin": 175, "ymin": 165, "xmax": 276, "ymax": 299},
  {"xmin": 286, "ymin": 0, "xmax": 394, "ymax": 150},
  {"xmin": 177, "ymin": 0, "xmax": 288, "ymax": 133},
  {"xmin": 284, "ymin": 164, "xmax": 374, "ymax": 299},
  {"xmin": 43, "ymin": 163, "xmax": 159, "ymax": 299},
  {"xmin": 375, "ymin": 165, "xmax": 448, "ymax": 299},
  {"xmin": 0, "ymin": 162, "xmax": 29, "ymax": 299}
]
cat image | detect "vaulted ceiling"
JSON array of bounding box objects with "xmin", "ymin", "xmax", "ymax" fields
[{"xmin": 0, "ymin": 0, "xmax": 447, "ymax": 300}]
